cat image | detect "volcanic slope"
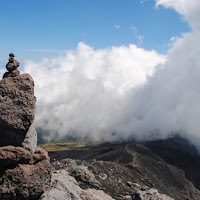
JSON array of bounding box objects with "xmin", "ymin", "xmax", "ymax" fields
[{"xmin": 48, "ymin": 138, "xmax": 200, "ymax": 200}]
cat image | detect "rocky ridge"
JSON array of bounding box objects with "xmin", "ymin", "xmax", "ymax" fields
[
  {"xmin": 49, "ymin": 141, "xmax": 200, "ymax": 200},
  {"xmin": 50, "ymin": 158, "xmax": 175, "ymax": 200}
]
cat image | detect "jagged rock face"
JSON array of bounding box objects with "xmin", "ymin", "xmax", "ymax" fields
[
  {"xmin": 0, "ymin": 146, "xmax": 52, "ymax": 200},
  {"xmin": 0, "ymin": 74, "xmax": 36, "ymax": 147}
]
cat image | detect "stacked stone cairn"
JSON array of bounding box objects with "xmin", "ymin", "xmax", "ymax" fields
[
  {"xmin": 3, "ymin": 53, "xmax": 20, "ymax": 78},
  {"xmin": 0, "ymin": 54, "xmax": 52, "ymax": 200}
]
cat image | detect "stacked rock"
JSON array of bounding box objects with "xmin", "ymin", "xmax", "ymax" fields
[
  {"xmin": 3, "ymin": 53, "xmax": 20, "ymax": 78},
  {"xmin": 0, "ymin": 57, "xmax": 52, "ymax": 200}
]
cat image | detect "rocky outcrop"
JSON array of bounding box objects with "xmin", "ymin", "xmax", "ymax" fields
[
  {"xmin": 123, "ymin": 186, "xmax": 174, "ymax": 200},
  {"xmin": 39, "ymin": 169, "xmax": 114, "ymax": 200},
  {"xmin": 0, "ymin": 147, "xmax": 52, "ymax": 200},
  {"xmin": 49, "ymin": 159, "xmax": 175, "ymax": 200},
  {"xmin": 0, "ymin": 73, "xmax": 36, "ymax": 151},
  {"xmin": 0, "ymin": 71, "xmax": 52, "ymax": 200},
  {"xmin": 62, "ymin": 159, "xmax": 101, "ymax": 188}
]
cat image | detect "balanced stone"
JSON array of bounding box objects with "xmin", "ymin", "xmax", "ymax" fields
[{"xmin": 3, "ymin": 53, "xmax": 20, "ymax": 78}]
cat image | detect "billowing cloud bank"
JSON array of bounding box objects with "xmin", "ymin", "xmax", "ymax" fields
[
  {"xmin": 22, "ymin": 0, "xmax": 200, "ymax": 148},
  {"xmin": 24, "ymin": 44, "xmax": 165, "ymax": 141}
]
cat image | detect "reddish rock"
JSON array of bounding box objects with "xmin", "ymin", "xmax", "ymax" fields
[
  {"xmin": 0, "ymin": 146, "xmax": 52, "ymax": 200},
  {"xmin": 0, "ymin": 146, "xmax": 31, "ymax": 169},
  {"xmin": 0, "ymin": 73, "xmax": 36, "ymax": 147},
  {"xmin": 3, "ymin": 70, "xmax": 20, "ymax": 78}
]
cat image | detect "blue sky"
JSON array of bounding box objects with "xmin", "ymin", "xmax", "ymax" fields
[{"xmin": 0, "ymin": 0, "xmax": 190, "ymax": 63}]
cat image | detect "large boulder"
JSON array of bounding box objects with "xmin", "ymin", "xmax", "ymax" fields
[
  {"xmin": 0, "ymin": 73, "xmax": 36, "ymax": 147},
  {"xmin": 0, "ymin": 146, "xmax": 52, "ymax": 200}
]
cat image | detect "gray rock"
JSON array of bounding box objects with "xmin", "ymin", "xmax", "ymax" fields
[
  {"xmin": 40, "ymin": 170, "xmax": 83, "ymax": 200},
  {"xmin": 22, "ymin": 125, "xmax": 37, "ymax": 153},
  {"xmin": 39, "ymin": 188, "xmax": 76, "ymax": 200},
  {"xmin": 66, "ymin": 159, "xmax": 101, "ymax": 187},
  {"xmin": 131, "ymin": 188, "xmax": 174, "ymax": 200},
  {"xmin": 40, "ymin": 169, "xmax": 114, "ymax": 200},
  {"xmin": 81, "ymin": 188, "xmax": 115, "ymax": 200},
  {"xmin": 123, "ymin": 195, "xmax": 132, "ymax": 200},
  {"xmin": 0, "ymin": 73, "xmax": 36, "ymax": 147}
]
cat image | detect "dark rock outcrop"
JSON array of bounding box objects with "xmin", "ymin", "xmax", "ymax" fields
[
  {"xmin": 0, "ymin": 73, "xmax": 36, "ymax": 149},
  {"xmin": 0, "ymin": 147, "xmax": 52, "ymax": 200}
]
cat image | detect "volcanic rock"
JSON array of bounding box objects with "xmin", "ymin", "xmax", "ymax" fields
[
  {"xmin": 22, "ymin": 125, "xmax": 37, "ymax": 153},
  {"xmin": 130, "ymin": 187, "xmax": 174, "ymax": 200},
  {"xmin": 3, "ymin": 53, "xmax": 20, "ymax": 78},
  {"xmin": 39, "ymin": 169, "xmax": 114, "ymax": 200},
  {"xmin": 0, "ymin": 147, "xmax": 52, "ymax": 200},
  {"xmin": 0, "ymin": 73, "xmax": 36, "ymax": 147},
  {"xmin": 63, "ymin": 159, "xmax": 101, "ymax": 188},
  {"xmin": 49, "ymin": 142, "xmax": 200, "ymax": 200},
  {"xmin": 48, "ymin": 159, "xmax": 175, "ymax": 200},
  {"xmin": 0, "ymin": 146, "xmax": 31, "ymax": 169}
]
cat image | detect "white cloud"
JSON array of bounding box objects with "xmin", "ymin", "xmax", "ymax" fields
[
  {"xmin": 26, "ymin": 0, "xmax": 200, "ymax": 151},
  {"xmin": 126, "ymin": 31, "xmax": 200, "ymax": 145},
  {"xmin": 156, "ymin": 0, "xmax": 200, "ymax": 31},
  {"xmin": 137, "ymin": 35, "xmax": 144, "ymax": 46},
  {"xmin": 129, "ymin": 25, "xmax": 144, "ymax": 46},
  {"xmin": 130, "ymin": 25, "xmax": 137, "ymax": 31},
  {"xmin": 124, "ymin": 0, "xmax": 200, "ymax": 149},
  {"xmin": 21, "ymin": 42, "xmax": 165, "ymax": 141},
  {"xmin": 113, "ymin": 24, "xmax": 120, "ymax": 30},
  {"xmin": 140, "ymin": 0, "xmax": 148, "ymax": 4}
]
